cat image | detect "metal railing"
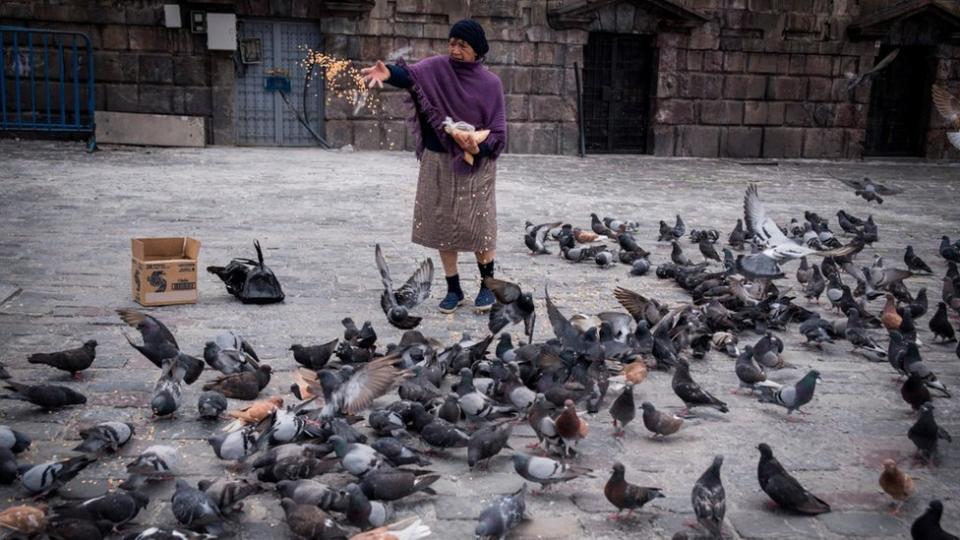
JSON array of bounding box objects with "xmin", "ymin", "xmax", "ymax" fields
[{"xmin": 0, "ymin": 26, "xmax": 96, "ymax": 150}]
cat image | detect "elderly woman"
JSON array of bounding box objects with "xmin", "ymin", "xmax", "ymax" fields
[{"xmin": 361, "ymin": 19, "xmax": 506, "ymax": 313}]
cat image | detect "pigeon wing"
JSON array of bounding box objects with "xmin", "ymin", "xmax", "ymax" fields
[
  {"xmin": 863, "ymin": 48, "xmax": 899, "ymax": 76},
  {"xmin": 613, "ymin": 286, "xmax": 653, "ymax": 323},
  {"xmin": 743, "ymin": 184, "xmax": 791, "ymax": 247},
  {"xmin": 545, "ymin": 287, "xmax": 585, "ymax": 353},
  {"xmin": 374, "ymin": 244, "xmax": 397, "ymax": 310},
  {"xmin": 932, "ymin": 85, "xmax": 960, "ymax": 124},
  {"xmin": 339, "ymin": 357, "xmax": 404, "ymax": 414},
  {"xmin": 484, "ymin": 277, "xmax": 522, "ymax": 304},
  {"xmin": 117, "ymin": 309, "xmax": 179, "ymax": 350},
  {"xmin": 395, "ymin": 257, "xmax": 434, "ymax": 308}
]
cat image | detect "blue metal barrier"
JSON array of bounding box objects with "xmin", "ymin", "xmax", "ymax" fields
[{"xmin": 0, "ymin": 26, "xmax": 96, "ymax": 151}]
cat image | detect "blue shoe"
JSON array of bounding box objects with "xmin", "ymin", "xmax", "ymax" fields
[
  {"xmin": 438, "ymin": 291, "xmax": 465, "ymax": 314},
  {"xmin": 474, "ymin": 287, "xmax": 495, "ymax": 312}
]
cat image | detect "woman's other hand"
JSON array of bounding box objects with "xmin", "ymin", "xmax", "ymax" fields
[
  {"xmin": 360, "ymin": 60, "xmax": 389, "ymax": 89},
  {"xmin": 451, "ymin": 130, "xmax": 480, "ymax": 155}
]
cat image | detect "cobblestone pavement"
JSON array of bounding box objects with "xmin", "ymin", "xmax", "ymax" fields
[{"xmin": 0, "ymin": 140, "xmax": 958, "ymax": 539}]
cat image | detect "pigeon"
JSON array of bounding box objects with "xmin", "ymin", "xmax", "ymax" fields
[
  {"xmin": 671, "ymin": 241, "xmax": 691, "ymax": 266},
  {"xmin": 198, "ymin": 477, "xmax": 263, "ymax": 516},
  {"xmin": 27, "ymin": 340, "xmax": 97, "ymax": 379},
  {"xmin": 595, "ymin": 250, "xmax": 615, "ymax": 268},
  {"xmin": 908, "ymin": 403, "xmax": 952, "ymax": 466},
  {"xmin": 630, "ymin": 257, "xmax": 651, "ymax": 276},
  {"xmin": 733, "ymin": 346, "xmax": 766, "ymax": 394},
  {"xmin": 756, "ymin": 370, "xmax": 821, "ymax": 418},
  {"xmin": 290, "ymin": 339, "xmax": 339, "ymax": 370},
  {"xmin": 900, "ymin": 342, "xmax": 950, "ymax": 397},
  {"xmin": 345, "ymin": 483, "xmax": 392, "ymax": 528},
  {"xmin": 224, "ymin": 396, "xmax": 284, "ymax": 432},
  {"xmin": 743, "ymin": 184, "xmax": 863, "ymax": 262},
  {"xmin": 119, "ymin": 527, "xmax": 215, "ymax": 540},
  {"xmin": 756, "ymin": 443, "xmax": 830, "ymax": 515},
  {"xmin": 255, "ymin": 455, "xmax": 338, "ymax": 483},
  {"xmin": 358, "ymin": 468, "xmax": 440, "ymax": 501},
  {"xmin": 342, "ymin": 318, "xmax": 378, "ymax": 349},
  {"xmin": 171, "ymin": 479, "xmax": 225, "ymax": 534},
  {"xmin": 116, "ymin": 309, "xmax": 203, "ymax": 384},
  {"xmin": 203, "ymin": 331, "xmax": 259, "ymax": 374},
  {"xmin": 699, "ymin": 238, "xmax": 721, "ymax": 263},
  {"xmin": 604, "ymin": 462, "xmax": 664, "ymax": 520},
  {"xmin": 608, "ymin": 385, "xmax": 636, "ymax": 438},
  {"xmin": 804, "ymin": 265, "xmax": 825, "ymax": 302},
  {"xmin": 0, "ymin": 381, "xmax": 86, "ymax": 409},
  {"xmin": 152, "ymin": 356, "xmax": 187, "ymax": 417},
  {"xmin": 73, "ymin": 421, "xmax": 134, "ymax": 454},
  {"xmin": 0, "ymin": 425, "xmax": 32, "ymax": 454},
  {"xmin": 121, "ymin": 444, "xmax": 178, "ymax": 489},
  {"xmin": 198, "ymin": 391, "xmax": 228, "ymax": 419},
  {"xmin": 904, "ymin": 246, "xmax": 934, "ymax": 274},
  {"xmin": 728, "ymin": 219, "xmax": 746, "ymax": 250},
  {"xmin": 375, "ymin": 243, "xmax": 434, "ymax": 330},
  {"xmin": 845, "ymin": 48, "xmax": 899, "ymax": 93},
  {"xmin": 410, "ymin": 402, "xmax": 470, "ymax": 450},
  {"xmin": 352, "ymin": 517, "xmax": 432, "ymax": 540},
  {"xmin": 554, "ymin": 399, "xmax": 588, "ymax": 456},
  {"xmin": 901, "ymin": 374, "xmax": 932, "ymax": 411},
  {"xmin": 672, "ymin": 359, "xmax": 728, "ymax": 416},
  {"xmin": 834, "ymin": 176, "xmax": 903, "ymax": 204},
  {"xmin": 932, "ymin": 85, "xmax": 960, "ymax": 151},
  {"xmin": 512, "ymin": 453, "xmax": 593, "ymax": 492},
  {"xmin": 929, "ymin": 302, "xmax": 956, "ymax": 342},
  {"xmin": 879, "ymin": 459, "xmax": 914, "ymax": 513},
  {"xmin": 329, "ymin": 435, "xmax": 387, "ymax": 477},
  {"xmin": 476, "ymin": 484, "xmax": 527, "ymax": 539},
  {"xmin": 201, "ymin": 364, "xmax": 271, "ymax": 400},
  {"xmin": 1, "ymin": 447, "xmax": 17, "ymax": 485},
  {"xmin": 591, "ymin": 213, "xmax": 618, "ymax": 239},
  {"xmin": 53, "ymin": 489, "xmax": 150, "ymax": 529},
  {"xmin": 276, "ymin": 479, "xmax": 347, "ymax": 511},
  {"xmin": 467, "ymin": 421, "xmax": 513, "ymax": 469},
  {"xmin": 300, "ymin": 354, "xmax": 408, "ymax": 419},
  {"xmin": 525, "ymin": 221, "xmax": 563, "ymax": 254},
  {"xmin": 280, "ymin": 498, "xmax": 349, "ymax": 539},
  {"xmin": 911, "ymin": 500, "xmax": 958, "ymax": 540},
  {"xmin": 370, "ymin": 437, "xmax": 431, "ymax": 468},
  {"xmin": 208, "ymin": 426, "xmax": 259, "ymax": 461},
  {"xmin": 0, "ymin": 505, "xmax": 47, "ymax": 536},
  {"xmin": 691, "ymin": 455, "xmax": 725, "ymax": 539},
  {"xmin": 19, "ymin": 455, "xmax": 96, "ymax": 497},
  {"xmin": 484, "ymin": 277, "xmax": 536, "ymax": 343},
  {"xmin": 640, "ymin": 402, "xmax": 684, "ymax": 438}
]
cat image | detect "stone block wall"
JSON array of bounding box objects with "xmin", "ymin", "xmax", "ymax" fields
[{"xmin": 653, "ymin": 0, "xmax": 960, "ymax": 159}]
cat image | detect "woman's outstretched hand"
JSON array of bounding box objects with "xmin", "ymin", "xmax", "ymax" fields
[{"xmin": 360, "ymin": 60, "xmax": 389, "ymax": 89}]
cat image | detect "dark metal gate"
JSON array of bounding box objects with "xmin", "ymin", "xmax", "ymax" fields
[
  {"xmin": 236, "ymin": 20, "xmax": 324, "ymax": 146},
  {"xmin": 864, "ymin": 45, "xmax": 935, "ymax": 157},
  {"xmin": 581, "ymin": 32, "xmax": 656, "ymax": 154},
  {"xmin": 0, "ymin": 26, "xmax": 96, "ymax": 150}
]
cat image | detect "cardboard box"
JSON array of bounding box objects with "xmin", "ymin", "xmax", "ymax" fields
[{"xmin": 131, "ymin": 237, "xmax": 201, "ymax": 306}]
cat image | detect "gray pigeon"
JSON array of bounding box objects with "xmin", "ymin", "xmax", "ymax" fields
[
  {"xmin": 198, "ymin": 477, "xmax": 263, "ymax": 515},
  {"xmin": 27, "ymin": 339, "xmax": 97, "ymax": 379},
  {"xmin": 151, "ymin": 357, "xmax": 187, "ymax": 417},
  {"xmin": 525, "ymin": 221, "xmax": 563, "ymax": 254},
  {"xmin": 280, "ymin": 498, "xmax": 349, "ymax": 539},
  {"xmin": 208, "ymin": 426, "xmax": 258, "ymax": 461},
  {"xmin": 756, "ymin": 370, "xmax": 821, "ymax": 418},
  {"xmin": 276, "ymin": 479, "xmax": 348, "ymax": 511},
  {"xmin": 329, "ymin": 435, "xmax": 386, "ymax": 477},
  {"xmin": 203, "ymin": 331, "xmax": 259, "ymax": 375},
  {"xmin": 345, "ymin": 482, "xmax": 393, "ymax": 528},
  {"xmin": 375, "ymin": 243, "xmax": 434, "ymax": 330},
  {"xmin": 117, "ymin": 309, "xmax": 204, "ymax": 384},
  {"xmin": 476, "ymin": 483, "xmax": 528, "ymax": 539},
  {"xmin": 734, "ymin": 346, "xmax": 766, "ymax": 393},
  {"xmin": 172, "ymin": 479, "xmax": 225, "ymax": 534},
  {"xmin": 19, "ymin": 455, "xmax": 96, "ymax": 497},
  {"xmin": 512, "ymin": 453, "xmax": 593, "ymax": 492},
  {"xmin": 53, "ymin": 489, "xmax": 150, "ymax": 529},
  {"xmin": 0, "ymin": 381, "xmax": 87, "ymax": 409},
  {"xmin": 0, "ymin": 425, "xmax": 32, "ymax": 454},
  {"xmin": 121, "ymin": 444, "xmax": 178, "ymax": 490},
  {"xmin": 467, "ymin": 422, "xmax": 514, "ymax": 469},
  {"xmin": 484, "ymin": 277, "xmax": 536, "ymax": 343},
  {"xmin": 691, "ymin": 455, "xmax": 725, "ymax": 539},
  {"xmin": 197, "ymin": 391, "xmax": 228, "ymax": 419},
  {"xmin": 73, "ymin": 421, "xmax": 134, "ymax": 454}
]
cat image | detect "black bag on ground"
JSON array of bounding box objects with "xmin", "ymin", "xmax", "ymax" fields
[{"xmin": 207, "ymin": 240, "xmax": 284, "ymax": 304}]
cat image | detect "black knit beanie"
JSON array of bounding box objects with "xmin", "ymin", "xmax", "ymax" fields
[{"xmin": 449, "ymin": 19, "xmax": 489, "ymax": 58}]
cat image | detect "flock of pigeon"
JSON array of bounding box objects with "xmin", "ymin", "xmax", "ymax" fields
[{"xmin": 0, "ymin": 180, "xmax": 958, "ymax": 539}]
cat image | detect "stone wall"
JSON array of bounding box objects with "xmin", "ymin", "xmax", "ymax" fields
[{"xmin": 2, "ymin": 0, "xmax": 958, "ymax": 158}]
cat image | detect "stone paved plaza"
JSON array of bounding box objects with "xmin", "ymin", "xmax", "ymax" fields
[{"xmin": 0, "ymin": 139, "xmax": 958, "ymax": 539}]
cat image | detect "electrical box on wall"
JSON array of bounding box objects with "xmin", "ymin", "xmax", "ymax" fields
[
  {"xmin": 206, "ymin": 13, "xmax": 237, "ymax": 51},
  {"xmin": 163, "ymin": 5, "xmax": 182, "ymax": 28},
  {"xmin": 190, "ymin": 10, "xmax": 207, "ymax": 33}
]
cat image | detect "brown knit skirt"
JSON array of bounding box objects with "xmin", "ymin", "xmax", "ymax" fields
[{"xmin": 411, "ymin": 149, "xmax": 497, "ymax": 252}]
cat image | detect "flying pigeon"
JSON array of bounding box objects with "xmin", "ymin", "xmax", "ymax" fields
[{"xmin": 375, "ymin": 243, "xmax": 434, "ymax": 330}]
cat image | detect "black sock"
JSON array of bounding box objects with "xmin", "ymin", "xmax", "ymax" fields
[
  {"xmin": 445, "ymin": 274, "xmax": 463, "ymax": 297},
  {"xmin": 478, "ymin": 260, "xmax": 495, "ymax": 281}
]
